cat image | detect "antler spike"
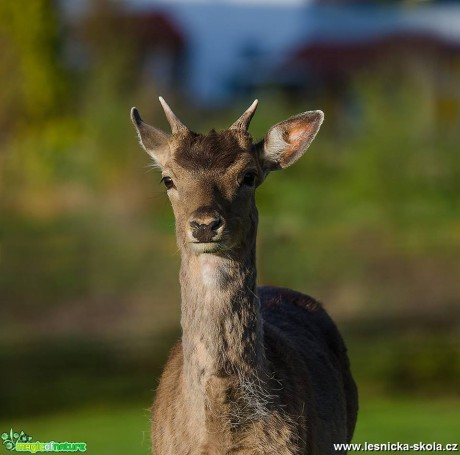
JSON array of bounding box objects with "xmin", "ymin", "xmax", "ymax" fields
[
  {"xmin": 159, "ymin": 96, "xmax": 189, "ymax": 134},
  {"xmin": 230, "ymin": 99, "xmax": 259, "ymax": 131}
]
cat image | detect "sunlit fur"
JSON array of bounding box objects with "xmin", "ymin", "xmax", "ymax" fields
[{"xmin": 131, "ymin": 102, "xmax": 358, "ymax": 454}]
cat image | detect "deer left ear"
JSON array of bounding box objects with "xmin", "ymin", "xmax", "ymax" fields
[
  {"xmin": 130, "ymin": 107, "xmax": 170, "ymax": 168},
  {"xmin": 259, "ymin": 110, "xmax": 324, "ymax": 172}
]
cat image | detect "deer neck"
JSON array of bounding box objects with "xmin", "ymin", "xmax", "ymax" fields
[{"xmin": 179, "ymin": 226, "xmax": 266, "ymax": 390}]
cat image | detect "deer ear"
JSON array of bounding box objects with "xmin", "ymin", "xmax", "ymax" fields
[
  {"xmin": 130, "ymin": 107, "xmax": 170, "ymax": 168},
  {"xmin": 259, "ymin": 110, "xmax": 324, "ymax": 172}
]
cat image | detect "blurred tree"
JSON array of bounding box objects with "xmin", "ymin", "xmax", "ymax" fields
[
  {"xmin": 0, "ymin": 0, "xmax": 65, "ymax": 138},
  {"xmin": 77, "ymin": 0, "xmax": 142, "ymax": 97}
]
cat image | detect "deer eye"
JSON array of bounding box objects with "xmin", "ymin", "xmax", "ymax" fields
[
  {"xmin": 160, "ymin": 176, "xmax": 174, "ymax": 190},
  {"xmin": 242, "ymin": 171, "xmax": 256, "ymax": 187}
]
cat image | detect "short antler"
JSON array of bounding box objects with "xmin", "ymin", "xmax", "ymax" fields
[
  {"xmin": 159, "ymin": 96, "xmax": 189, "ymax": 134},
  {"xmin": 230, "ymin": 99, "xmax": 258, "ymax": 131}
]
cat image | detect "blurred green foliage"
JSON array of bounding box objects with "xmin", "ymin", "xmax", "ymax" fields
[
  {"xmin": 0, "ymin": 1, "xmax": 458, "ymax": 441},
  {"xmin": 0, "ymin": 1, "xmax": 64, "ymax": 130}
]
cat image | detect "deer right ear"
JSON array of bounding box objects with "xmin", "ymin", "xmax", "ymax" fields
[
  {"xmin": 130, "ymin": 107, "xmax": 170, "ymax": 168},
  {"xmin": 259, "ymin": 110, "xmax": 324, "ymax": 174}
]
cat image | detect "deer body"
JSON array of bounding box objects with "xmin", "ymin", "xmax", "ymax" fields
[{"xmin": 131, "ymin": 99, "xmax": 358, "ymax": 454}]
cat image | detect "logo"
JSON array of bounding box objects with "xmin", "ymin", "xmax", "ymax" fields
[{"xmin": 1, "ymin": 429, "xmax": 86, "ymax": 453}]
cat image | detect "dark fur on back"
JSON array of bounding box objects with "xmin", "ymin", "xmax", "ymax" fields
[{"xmin": 259, "ymin": 287, "xmax": 359, "ymax": 446}]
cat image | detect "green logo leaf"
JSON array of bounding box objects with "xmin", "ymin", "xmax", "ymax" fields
[{"xmin": 2, "ymin": 428, "xmax": 33, "ymax": 451}]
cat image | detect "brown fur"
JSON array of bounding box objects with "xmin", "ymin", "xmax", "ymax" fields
[
  {"xmin": 130, "ymin": 102, "xmax": 358, "ymax": 454},
  {"xmin": 174, "ymin": 129, "xmax": 253, "ymax": 171}
]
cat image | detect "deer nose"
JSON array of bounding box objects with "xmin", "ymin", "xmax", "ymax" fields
[{"xmin": 189, "ymin": 217, "xmax": 222, "ymax": 243}]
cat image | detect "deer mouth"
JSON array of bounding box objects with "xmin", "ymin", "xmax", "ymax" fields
[{"xmin": 190, "ymin": 240, "xmax": 226, "ymax": 254}]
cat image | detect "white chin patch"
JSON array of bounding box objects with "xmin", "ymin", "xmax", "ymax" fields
[{"xmin": 191, "ymin": 242, "xmax": 220, "ymax": 255}]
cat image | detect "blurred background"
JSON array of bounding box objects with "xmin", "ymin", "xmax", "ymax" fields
[{"xmin": 0, "ymin": 0, "xmax": 459, "ymax": 453}]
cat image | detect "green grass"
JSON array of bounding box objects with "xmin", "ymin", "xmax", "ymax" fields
[
  {"xmin": 353, "ymin": 398, "xmax": 460, "ymax": 446},
  {"xmin": 1, "ymin": 398, "xmax": 458, "ymax": 454},
  {"xmin": 0, "ymin": 405, "xmax": 151, "ymax": 454}
]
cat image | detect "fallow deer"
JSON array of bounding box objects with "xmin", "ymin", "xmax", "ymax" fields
[{"xmin": 130, "ymin": 98, "xmax": 358, "ymax": 454}]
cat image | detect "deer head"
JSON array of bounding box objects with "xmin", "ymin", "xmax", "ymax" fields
[{"xmin": 131, "ymin": 98, "xmax": 323, "ymax": 256}]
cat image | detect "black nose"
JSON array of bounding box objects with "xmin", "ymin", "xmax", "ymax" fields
[{"xmin": 190, "ymin": 217, "xmax": 222, "ymax": 243}]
